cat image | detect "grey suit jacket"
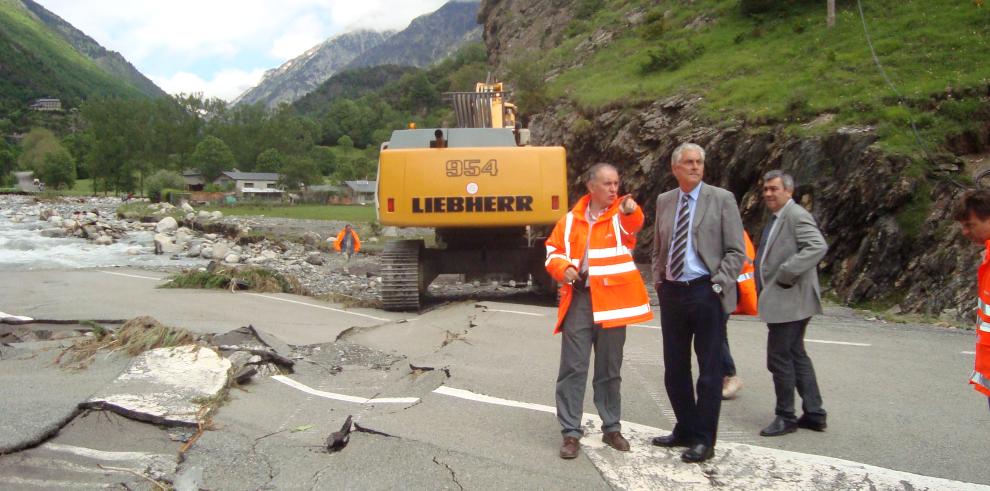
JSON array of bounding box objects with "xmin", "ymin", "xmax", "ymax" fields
[
  {"xmin": 756, "ymin": 201, "xmax": 828, "ymax": 324},
  {"xmin": 651, "ymin": 183, "xmax": 746, "ymax": 314}
]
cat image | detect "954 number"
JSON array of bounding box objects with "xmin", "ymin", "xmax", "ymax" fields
[{"xmin": 445, "ymin": 159, "xmax": 498, "ymax": 177}]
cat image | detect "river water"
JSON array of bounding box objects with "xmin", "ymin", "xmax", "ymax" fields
[{"xmin": 0, "ymin": 196, "xmax": 205, "ymax": 272}]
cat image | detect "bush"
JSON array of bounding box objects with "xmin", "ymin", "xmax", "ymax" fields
[
  {"xmin": 640, "ymin": 42, "xmax": 706, "ymax": 74},
  {"xmin": 145, "ymin": 169, "xmax": 186, "ymax": 202}
]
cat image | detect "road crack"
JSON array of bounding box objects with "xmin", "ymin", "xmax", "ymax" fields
[{"xmin": 432, "ymin": 454, "xmax": 463, "ymax": 491}]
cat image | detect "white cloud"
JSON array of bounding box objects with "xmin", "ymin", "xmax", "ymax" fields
[
  {"xmin": 33, "ymin": 1, "xmax": 469, "ymax": 98},
  {"xmin": 152, "ymin": 69, "xmax": 267, "ymax": 101},
  {"xmin": 269, "ymin": 14, "xmax": 327, "ymax": 60}
]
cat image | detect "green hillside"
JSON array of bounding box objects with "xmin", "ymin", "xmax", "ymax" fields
[
  {"xmin": 516, "ymin": 0, "xmax": 988, "ymax": 155},
  {"xmin": 0, "ymin": 0, "xmax": 146, "ymax": 111}
]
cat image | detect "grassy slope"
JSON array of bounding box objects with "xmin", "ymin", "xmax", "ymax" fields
[
  {"xmin": 544, "ymin": 0, "xmax": 989, "ymax": 154},
  {"xmin": 0, "ymin": 0, "xmax": 143, "ymax": 106}
]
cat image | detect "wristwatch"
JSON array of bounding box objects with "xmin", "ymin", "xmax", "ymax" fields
[{"xmin": 712, "ymin": 283, "xmax": 723, "ymax": 294}]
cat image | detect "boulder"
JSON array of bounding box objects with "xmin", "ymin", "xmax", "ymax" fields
[
  {"xmin": 211, "ymin": 243, "xmax": 230, "ymax": 259},
  {"xmin": 210, "ymin": 211, "xmax": 223, "ymax": 220},
  {"xmin": 156, "ymin": 216, "xmax": 178, "ymax": 234},
  {"xmin": 187, "ymin": 244, "xmax": 202, "ymax": 257},
  {"xmin": 223, "ymin": 253, "xmax": 241, "ymax": 264},
  {"xmin": 94, "ymin": 235, "xmax": 114, "ymax": 246},
  {"xmin": 197, "ymin": 211, "xmax": 211, "ymax": 220},
  {"xmin": 200, "ymin": 246, "xmax": 214, "ymax": 259},
  {"xmin": 305, "ymin": 252, "xmax": 324, "ymax": 265},
  {"xmin": 181, "ymin": 202, "xmax": 195, "ymax": 213}
]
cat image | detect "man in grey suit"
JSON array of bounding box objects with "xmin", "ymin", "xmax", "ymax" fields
[
  {"xmin": 650, "ymin": 142, "xmax": 745, "ymax": 463},
  {"xmin": 755, "ymin": 170, "xmax": 829, "ymax": 437}
]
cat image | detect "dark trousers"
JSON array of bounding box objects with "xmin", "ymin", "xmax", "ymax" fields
[
  {"xmin": 766, "ymin": 317, "xmax": 826, "ymax": 422},
  {"xmin": 659, "ymin": 280, "xmax": 724, "ymax": 447},
  {"xmin": 556, "ymin": 285, "xmax": 626, "ymax": 438},
  {"xmin": 721, "ymin": 312, "xmax": 736, "ymax": 377}
]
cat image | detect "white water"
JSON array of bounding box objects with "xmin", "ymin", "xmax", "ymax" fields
[{"xmin": 0, "ymin": 205, "xmax": 205, "ymax": 272}]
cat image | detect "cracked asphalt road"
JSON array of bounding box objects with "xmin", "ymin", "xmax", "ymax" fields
[{"xmin": 1, "ymin": 269, "xmax": 988, "ymax": 489}]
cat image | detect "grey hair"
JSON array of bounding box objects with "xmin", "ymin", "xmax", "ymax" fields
[
  {"xmin": 763, "ymin": 170, "xmax": 795, "ymax": 190},
  {"xmin": 584, "ymin": 162, "xmax": 618, "ymax": 184},
  {"xmin": 671, "ymin": 142, "xmax": 706, "ymax": 166}
]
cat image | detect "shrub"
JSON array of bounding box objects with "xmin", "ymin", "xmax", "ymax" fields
[
  {"xmin": 640, "ymin": 42, "xmax": 706, "ymax": 74},
  {"xmin": 146, "ymin": 169, "xmax": 185, "ymax": 202}
]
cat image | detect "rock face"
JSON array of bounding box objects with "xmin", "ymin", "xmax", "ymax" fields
[
  {"xmin": 478, "ymin": 1, "xmax": 987, "ymax": 320},
  {"xmin": 232, "ymin": 30, "xmax": 393, "ymax": 109}
]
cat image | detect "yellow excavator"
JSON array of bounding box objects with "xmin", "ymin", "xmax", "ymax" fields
[{"xmin": 375, "ymin": 81, "xmax": 568, "ymax": 310}]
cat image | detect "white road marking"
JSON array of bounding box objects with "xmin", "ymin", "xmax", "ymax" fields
[
  {"xmin": 806, "ymin": 338, "xmax": 871, "ymax": 347},
  {"xmin": 963, "ymin": 351, "xmax": 976, "ymax": 355},
  {"xmin": 40, "ymin": 443, "xmax": 163, "ymax": 462},
  {"xmin": 432, "ymin": 385, "xmax": 988, "ymax": 490},
  {"xmin": 99, "ymin": 271, "xmax": 162, "ymax": 281},
  {"xmin": 271, "ymin": 375, "xmax": 419, "ymax": 404},
  {"xmin": 245, "ymin": 293, "xmax": 390, "ymax": 321},
  {"xmin": 0, "ymin": 311, "xmax": 33, "ymax": 321},
  {"xmin": 485, "ymin": 308, "xmax": 545, "ymax": 317}
]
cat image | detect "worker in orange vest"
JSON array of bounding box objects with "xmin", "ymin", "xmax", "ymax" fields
[
  {"xmin": 332, "ymin": 224, "xmax": 361, "ymax": 272},
  {"xmin": 952, "ymin": 190, "xmax": 990, "ymax": 411},
  {"xmin": 721, "ymin": 231, "xmax": 758, "ymax": 399},
  {"xmin": 545, "ymin": 163, "xmax": 653, "ymax": 460}
]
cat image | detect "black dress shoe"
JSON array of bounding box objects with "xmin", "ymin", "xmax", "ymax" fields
[
  {"xmin": 797, "ymin": 414, "xmax": 827, "ymax": 431},
  {"xmin": 681, "ymin": 443, "xmax": 715, "ymax": 463},
  {"xmin": 760, "ymin": 416, "xmax": 798, "ymax": 437},
  {"xmin": 651, "ymin": 433, "xmax": 691, "ymax": 447}
]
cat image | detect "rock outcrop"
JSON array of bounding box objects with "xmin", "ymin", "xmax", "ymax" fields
[{"xmin": 478, "ymin": 0, "xmax": 990, "ymax": 320}]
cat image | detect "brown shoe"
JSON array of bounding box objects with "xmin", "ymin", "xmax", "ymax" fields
[
  {"xmin": 560, "ymin": 436, "xmax": 580, "ymax": 459},
  {"xmin": 722, "ymin": 375, "xmax": 743, "ymax": 400},
  {"xmin": 602, "ymin": 431, "xmax": 630, "ymax": 451}
]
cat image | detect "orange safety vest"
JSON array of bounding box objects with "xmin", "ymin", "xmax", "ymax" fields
[
  {"xmin": 732, "ymin": 231, "xmax": 758, "ymax": 316},
  {"xmin": 545, "ymin": 195, "xmax": 653, "ymax": 333},
  {"xmin": 334, "ymin": 228, "xmax": 361, "ymax": 253},
  {"xmin": 972, "ymin": 240, "xmax": 990, "ymax": 397}
]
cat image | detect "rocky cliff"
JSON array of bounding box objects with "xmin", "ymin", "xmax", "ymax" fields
[
  {"xmin": 343, "ymin": 1, "xmax": 482, "ymax": 71},
  {"xmin": 479, "ymin": 0, "xmax": 990, "ymax": 321},
  {"xmin": 232, "ymin": 30, "xmax": 392, "ymax": 109}
]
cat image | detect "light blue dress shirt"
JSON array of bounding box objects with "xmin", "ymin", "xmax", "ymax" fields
[{"xmin": 668, "ymin": 182, "xmax": 711, "ymax": 281}]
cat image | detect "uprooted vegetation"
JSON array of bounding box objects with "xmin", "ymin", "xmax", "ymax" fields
[
  {"xmin": 56, "ymin": 316, "xmax": 198, "ymax": 369},
  {"xmin": 162, "ymin": 264, "xmax": 309, "ymax": 295}
]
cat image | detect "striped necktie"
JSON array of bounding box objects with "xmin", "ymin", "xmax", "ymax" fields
[{"xmin": 669, "ymin": 194, "xmax": 691, "ymax": 280}]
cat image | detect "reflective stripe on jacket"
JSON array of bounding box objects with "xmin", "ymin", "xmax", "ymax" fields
[
  {"xmin": 732, "ymin": 231, "xmax": 758, "ymax": 316},
  {"xmin": 545, "ymin": 194, "xmax": 653, "ymax": 333},
  {"xmin": 973, "ymin": 240, "xmax": 990, "ymax": 396},
  {"xmin": 334, "ymin": 229, "xmax": 361, "ymax": 253}
]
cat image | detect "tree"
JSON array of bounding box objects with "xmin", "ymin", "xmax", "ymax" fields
[
  {"xmin": 337, "ymin": 135, "xmax": 354, "ymax": 148},
  {"xmin": 309, "ymin": 145, "xmax": 336, "ymax": 176},
  {"xmin": 145, "ymin": 169, "xmax": 186, "ymax": 202},
  {"xmin": 0, "ymin": 140, "xmax": 17, "ymax": 186},
  {"xmin": 256, "ymin": 148, "xmax": 283, "ymax": 173},
  {"xmin": 17, "ymin": 127, "xmax": 63, "ymax": 173},
  {"xmin": 191, "ymin": 136, "xmax": 236, "ymax": 183},
  {"xmin": 278, "ymin": 155, "xmax": 321, "ymax": 190},
  {"xmin": 39, "ymin": 148, "xmax": 75, "ymax": 190}
]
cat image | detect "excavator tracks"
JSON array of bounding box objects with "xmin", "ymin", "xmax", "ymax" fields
[{"xmin": 380, "ymin": 240, "xmax": 423, "ymax": 311}]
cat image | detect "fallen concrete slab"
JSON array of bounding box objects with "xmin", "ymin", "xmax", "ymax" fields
[
  {"xmin": 0, "ymin": 346, "xmax": 130, "ymax": 454},
  {"xmin": 84, "ymin": 345, "xmax": 231, "ymax": 426}
]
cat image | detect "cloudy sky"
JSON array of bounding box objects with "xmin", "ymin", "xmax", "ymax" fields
[{"xmin": 36, "ymin": 0, "xmax": 452, "ymax": 101}]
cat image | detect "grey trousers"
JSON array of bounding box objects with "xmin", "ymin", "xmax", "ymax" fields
[{"xmin": 555, "ymin": 285, "xmax": 626, "ymax": 438}]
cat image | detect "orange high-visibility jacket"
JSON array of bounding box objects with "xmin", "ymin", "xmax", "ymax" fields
[
  {"xmin": 972, "ymin": 240, "xmax": 990, "ymax": 397},
  {"xmin": 545, "ymin": 194, "xmax": 653, "ymax": 333},
  {"xmin": 733, "ymin": 231, "xmax": 758, "ymax": 316},
  {"xmin": 333, "ymin": 228, "xmax": 361, "ymax": 253}
]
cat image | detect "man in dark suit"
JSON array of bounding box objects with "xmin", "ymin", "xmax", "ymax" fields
[
  {"xmin": 754, "ymin": 170, "xmax": 829, "ymax": 437},
  {"xmin": 650, "ymin": 143, "xmax": 745, "ymax": 463}
]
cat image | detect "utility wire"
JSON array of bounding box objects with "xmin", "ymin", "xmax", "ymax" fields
[{"xmin": 855, "ymin": 0, "xmax": 934, "ymax": 163}]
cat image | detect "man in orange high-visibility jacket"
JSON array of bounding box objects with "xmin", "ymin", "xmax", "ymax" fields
[
  {"xmin": 332, "ymin": 224, "xmax": 361, "ymax": 272},
  {"xmin": 722, "ymin": 231, "xmax": 758, "ymax": 400},
  {"xmin": 545, "ymin": 163, "xmax": 653, "ymax": 460},
  {"xmin": 952, "ymin": 190, "xmax": 990, "ymax": 412}
]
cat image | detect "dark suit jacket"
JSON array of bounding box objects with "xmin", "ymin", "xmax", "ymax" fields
[
  {"xmin": 757, "ymin": 201, "xmax": 828, "ymax": 324},
  {"xmin": 651, "ymin": 183, "xmax": 746, "ymax": 314}
]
